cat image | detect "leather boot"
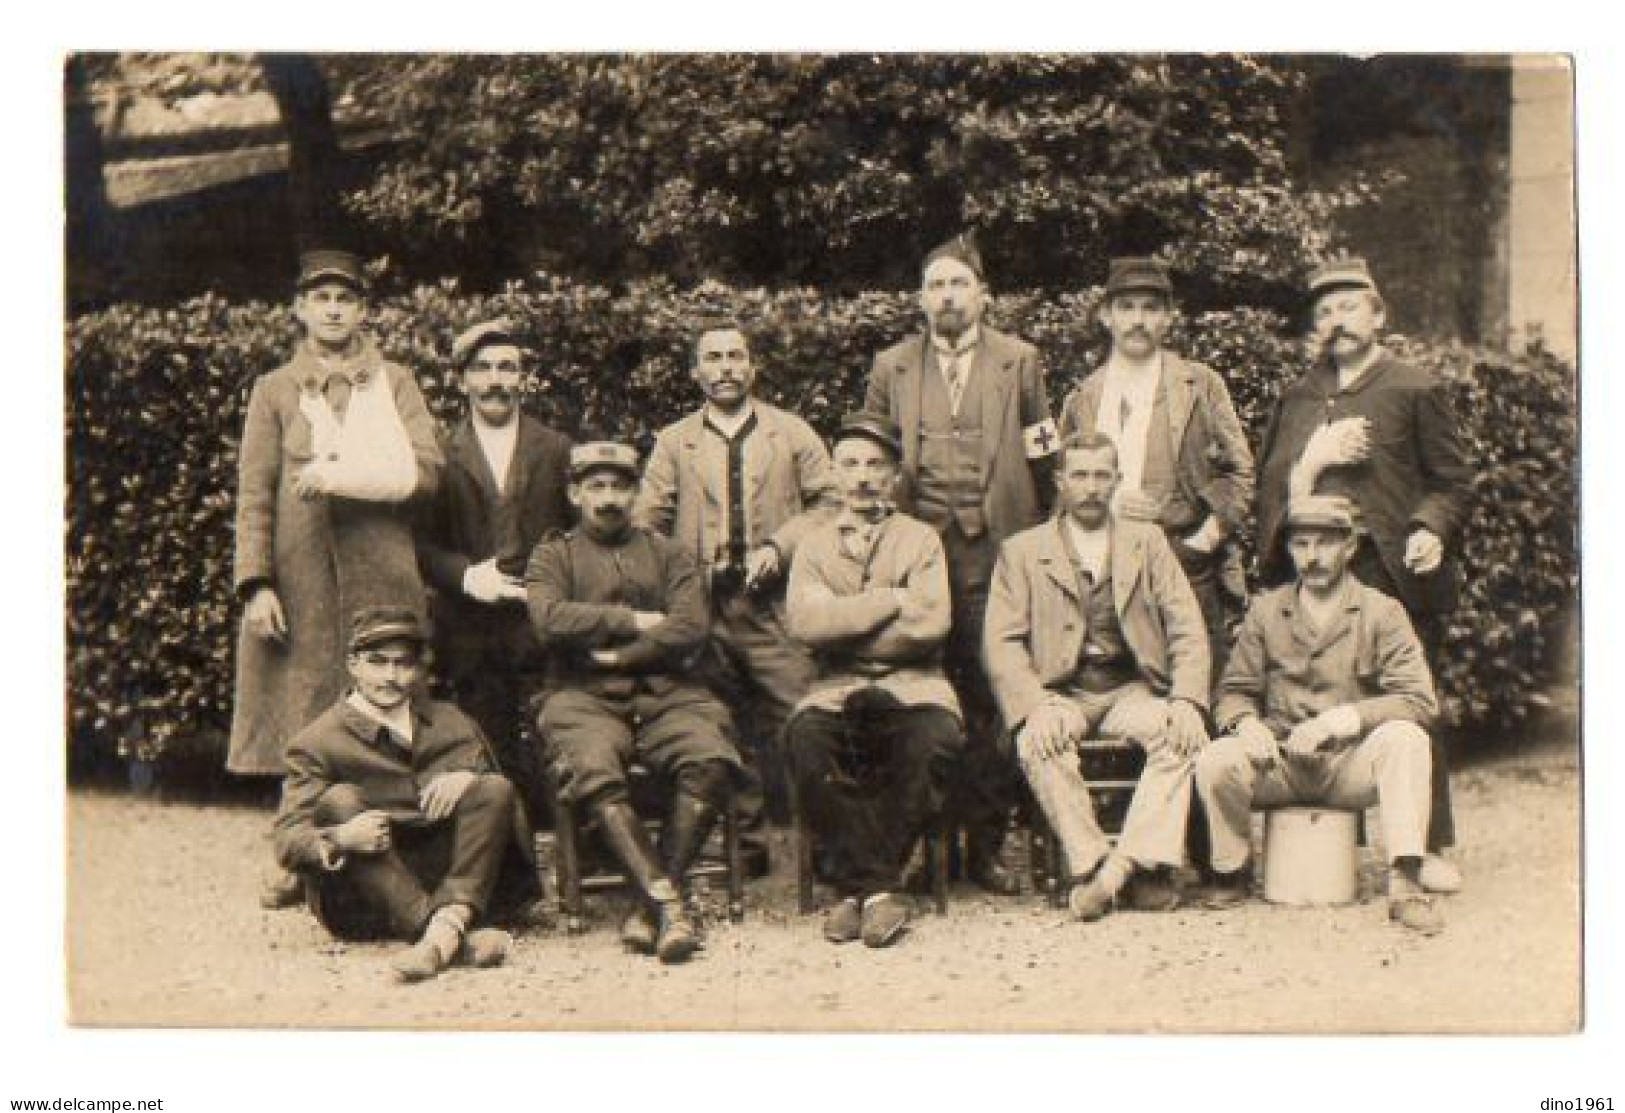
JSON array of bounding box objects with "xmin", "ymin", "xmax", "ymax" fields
[
  {"xmin": 590, "ymin": 797, "xmax": 697, "ymax": 963},
  {"xmin": 659, "ymin": 791, "xmax": 720, "ymax": 952}
]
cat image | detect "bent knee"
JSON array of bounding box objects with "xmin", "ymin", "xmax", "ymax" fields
[
  {"xmin": 313, "ymin": 783, "xmax": 371, "ymax": 824},
  {"xmin": 1366, "ymin": 719, "xmax": 1431, "ymax": 752},
  {"xmin": 1194, "ymin": 736, "xmax": 1250, "ymax": 784}
]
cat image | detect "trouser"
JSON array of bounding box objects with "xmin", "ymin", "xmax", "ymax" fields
[
  {"xmin": 439, "ymin": 652, "xmax": 549, "ymax": 829},
  {"xmin": 1014, "ymin": 681, "xmax": 1197, "ymax": 878},
  {"xmin": 303, "ymin": 775, "xmax": 537, "ymax": 942},
  {"xmin": 702, "ymin": 595, "xmax": 819, "ymax": 829},
  {"xmin": 786, "ymin": 703, "xmax": 963, "ymax": 897},
  {"xmin": 1349, "ymin": 539, "xmax": 1455, "ymax": 852},
  {"xmin": 1195, "ymin": 720, "xmax": 1433, "ymax": 874},
  {"xmin": 938, "ymin": 523, "xmax": 1021, "ymax": 856},
  {"xmin": 536, "ymin": 685, "xmax": 742, "ymax": 807},
  {"xmin": 1167, "ymin": 532, "xmax": 1236, "ymax": 677}
]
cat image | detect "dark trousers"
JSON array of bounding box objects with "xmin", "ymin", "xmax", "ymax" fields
[
  {"xmin": 1350, "ymin": 540, "xmax": 1456, "ymax": 851},
  {"xmin": 939, "ymin": 523, "xmax": 1022, "ymax": 851},
  {"xmin": 440, "ymin": 656, "xmax": 549, "ymax": 830},
  {"xmin": 304, "ymin": 776, "xmax": 537, "ymax": 942},
  {"xmin": 786, "ymin": 704, "xmax": 963, "ymax": 898}
]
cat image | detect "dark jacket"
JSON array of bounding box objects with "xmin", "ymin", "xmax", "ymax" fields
[
  {"xmin": 1257, "ymin": 351, "xmax": 1470, "ymax": 617},
  {"xmin": 416, "ymin": 415, "xmax": 573, "ymax": 670},
  {"xmin": 274, "ymin": 696, "xmax": 532, "ymax": 873}
]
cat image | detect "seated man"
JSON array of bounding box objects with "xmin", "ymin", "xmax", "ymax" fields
[
  {"xmin": 984, "ymin": 431, "xmax": 1211, "ymax": 921},
  {"xmin": 784, "ymin": 412, "xmax": 964, "ymax": 948},
  {"xmin": 526, "ymin": 442, "xmax": 741, "ymax": 965},
  {"xmin": 1195, "ymin": 495, "xmax": 1444, "ymax": 935},
  {"xmin": 274, "ymin": 606, "xmax": 542, "ymax": 985}
]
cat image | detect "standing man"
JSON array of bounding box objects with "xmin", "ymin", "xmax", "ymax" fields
[
  {"xmin": 1058, "ymin": 257, "xmax": 1255, "ymax": 667},
  {"xmin": 526, "ymin": 443, "xmax": 741, "ymax": 965},
  {"xmin": 984, "ymin": 432, "xmax": 1211, "ymax": 920},
  {"xmin": 417, "ymin": 318, "xmax": 574, "ymax": 826},
  {"xmin": 864, "ymin": 234, "xmax": 1060, "ymax": 894},
  {"xmin": 1255, "ymin": 257, "xmax": 1471, "ymax": 892},
  {"xmin": 274, "ymin": 607, "xmax": 543, "ymax": 983},
  {"xmin": 783, "ymin": 412, "xmax": 964, "ymax": 948},
  {"xmin": 234, "ymin": 248, "xmax": 443, "ymax": 909},
  {"xmin": 635, "ymin": 318, "xmax": 839, "ymax": 870},
  {"xmin": 1195, "ymin": 495, "xmax": 1444, "ymax": 935}
]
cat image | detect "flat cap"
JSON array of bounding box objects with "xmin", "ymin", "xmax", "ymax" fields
[
  {"xmin": 297, "ymin": 249, "xmax": 366, "ymax": 293},
  {"xmin": 349, "ymin": 605, "xmax": 427, "ymax": 653},
  {"xmin": 1307, "ymin": 256, "xmax": 1378, "ymax": 300},
  {"xmin": 923, "ymin": 232, "xmax": 984, "ymax": 281},
  {"xmin": 834, "ymin": 410, "xmax": 903, "ymax": 462},
  {"xmin": 1104, "ymin": 256, "xmax": 1174, "ymax": 299},
  {"xmin": 1285, "ymin": 494, "xmax": 1355, "ymax": 533},
  {"xmin": 569, "ymin": 441, "xmax": 640, "ymax": 480},
  {"xmin": 452, "ymin": 318, "xmax": 519, "ymax": 367}
]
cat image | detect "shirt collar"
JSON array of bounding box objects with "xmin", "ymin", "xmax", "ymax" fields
[
  {"xmin": 340, "ymin": 692, "xmax": 428, "ymax": 746},
  {"xmin": 1333, "ymin": 346, "xmax": 1384, "ymax": 391},
  {"xmin": 703, "ymin": 400, "xmax": 758, "ymax": 441},
  {"xmin": 929, "ymin": 324, "xmax": 982, "ymax": 359}
]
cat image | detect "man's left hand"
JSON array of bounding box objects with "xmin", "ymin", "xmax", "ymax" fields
[
  {"xmin": 419, "ymin": 771, "xmax": 477, "ymax": 821},
  {"xmin": 1404, "ymin": 528, "xmax": 1444, "ymax": 574},
  {"xmin": 1165, "ymin": 700, "xmax": 1208, "ymax": 760},
  {"xmin": 744, "ymin": 544, "xmax": 781, "ymax": 591},
  {"xmin": 293, "ymin": 462, "xmax": 332, "ymax": 500}
]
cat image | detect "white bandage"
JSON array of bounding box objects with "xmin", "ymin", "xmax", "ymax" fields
[{"xmin": 1022, "ymin": 418, "xmax": 1060, "ymax": 459}]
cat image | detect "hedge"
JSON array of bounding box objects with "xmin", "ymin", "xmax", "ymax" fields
[{"xmin": 66, "ymin": 277, "xmax": 1577, "ymax": 764}]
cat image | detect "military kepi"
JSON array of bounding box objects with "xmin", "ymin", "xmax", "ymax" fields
[
  {"xmin": 923, "ymin": 232, "xmax": 984, "ymax": 280},
  {"xmin": 835, "ymin": 411, "xmax": 904, "ymax": 462},
  {"xmin": 1285, "ymin": 494, "xmax": 1355, "ymax": 533},
  {"xmin": 1307, "ymin": 256, "xmax": 1378, "ymax": 299},
  {"xmin": 349, "ymin": 605, "xmax": 427, "ymax": 652},
  {"xmin": 1104, "ymin": 257, "xmax": 1173, "ymax": 299},
  {"xmin": 570, "ymin": 441, "xmax": 640, "ymax": 480},
  {"xmin": 452, "ymin": 318, "xmax": 518, "ymax": 367},
  {"xmin": 297, "ymin": 249, "xmax": 366, "ymax": 293}
]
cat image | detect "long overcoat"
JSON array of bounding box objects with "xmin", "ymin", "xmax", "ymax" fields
[{"xmin": 228, "ymin": 339, "xmax": 443, "ymax": 775}]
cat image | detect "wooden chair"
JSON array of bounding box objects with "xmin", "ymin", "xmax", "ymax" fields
[{"xmin": 545, "ymin": 763, "xmax": 745, "ymax": 935}]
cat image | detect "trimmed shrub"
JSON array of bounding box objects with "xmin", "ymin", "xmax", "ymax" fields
[{"xmin": 66, "ymin": 278, "xmax": 1576, "ymax": 763}]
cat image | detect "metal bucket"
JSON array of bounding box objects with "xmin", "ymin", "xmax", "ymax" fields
[{"xmin": 1262, "ymin": 807, "xmax": 1359, "ymax": 906}]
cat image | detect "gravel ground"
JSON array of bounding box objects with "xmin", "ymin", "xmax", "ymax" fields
[{"xmin": 66, "ymin": 733, "xmax": 1580, "ymax": 1033}]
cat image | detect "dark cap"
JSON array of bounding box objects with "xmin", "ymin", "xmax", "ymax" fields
[
  {"xmin": 349, "ymin": 606, "xmax": 427, "ymax": 653},
  {"xmin": 922, "ymin": 233, "xmax": 984, "ymax": 281},
  {"xmin": 1307, "ymin": 256, "xmax": 1378, "ymax": 301},
  {"xmin": 834, "ymin": 410, "xmax": 903, "ymax": 462},
  {"xmin": 569, "ymin": 441, "xmax": 640, "ymax": 481},
  {"xmin": 297, "ymin": 249, "xmax": 367, "ymax": 293},
  {"xmin": 1285, "ymin": 494, "xmax": 1355, "ymax": 534},
  {"xmin": 1104, "ymin": 257, "xmax": 1174, "ymax": 300},
  {"xmin": 452, "ymin": 318, "xmax": 519, "ymax": 368}
]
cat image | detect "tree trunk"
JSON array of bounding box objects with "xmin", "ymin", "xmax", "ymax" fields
[{"xmin": 260, "ymin": 53, "xmax": 347, "ymax": 250}]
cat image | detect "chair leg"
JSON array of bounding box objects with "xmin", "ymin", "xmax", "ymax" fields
[
  {"xmin": 794, "ymin": 808, "xmax": 815, "ymax": 916},
  {"xmin": 725, "ymin": 792, "xmax": 745, "ymax": 923},
  {"xmin": 930, "ymin": 823, "xmax": 949, "ymax": 915}
]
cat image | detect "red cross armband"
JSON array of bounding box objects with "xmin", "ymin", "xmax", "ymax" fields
[{"xmin": 1023, "ymin": 418, "xmax": 1060, "ymax": 460}]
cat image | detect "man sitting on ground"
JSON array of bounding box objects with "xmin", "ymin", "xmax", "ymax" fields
[{"xmin": 274, "ymin": 606, "xmax": 542, "ymax": 984}]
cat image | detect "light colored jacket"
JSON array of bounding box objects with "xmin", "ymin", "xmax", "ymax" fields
[
  {"xmin": 983, "ymin": 516, "xmax": 1211, "ymax": 734},
  {"xmin": 1058, "ymin": 352, "xmax": 1255, "ymax": 535},
  {"xmin": 634, "ymin": 400, "xmax": 838, "ymax": 566}
]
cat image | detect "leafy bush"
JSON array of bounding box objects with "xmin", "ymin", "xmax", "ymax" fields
[{"xmin": 66, "ymin": 279, "xmax": 1576, "ymax": 763}]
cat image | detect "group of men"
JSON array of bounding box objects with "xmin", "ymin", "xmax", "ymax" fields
[{"xmin": 261, "ymin": 235, "xmax": 1469, "ymax": 985}]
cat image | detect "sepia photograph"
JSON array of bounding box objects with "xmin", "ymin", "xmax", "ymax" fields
[{"xmin": 56, "ymin": 41, "xmax": 1586, "ymax": 1059}]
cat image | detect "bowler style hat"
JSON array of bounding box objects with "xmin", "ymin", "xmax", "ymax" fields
[
  {"xmin": 923, "ymin": 233, "xmax": 984, "ymax": 280},
  {"xmin": 452, "ymin": 318, "xmax": 519, "ymax": 368},
  {"xmin": 1285, "ymin": 494, "xmax": 1355, "ymax": 534},
  {"xmin": 835, "ymin": 410, "xmax": 903, "ymax": 462},
  {"xmin": 569, "ymin": 441, "xmax": 640, "ymax": 481},
  {"xmin": 297, "ymin": 249, "xmax": 367, "ymax": 293},
  {"xmin": 1104, "ymin": 257, "xmax": 1174, "ymax": 299},
  {"xmin": 349, "ymin": 606, "xmax": 427, "ymax": 653},
  {"xmin": 1307, "ymin": 256, "xmax": 1378, "ymax": 301}
]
